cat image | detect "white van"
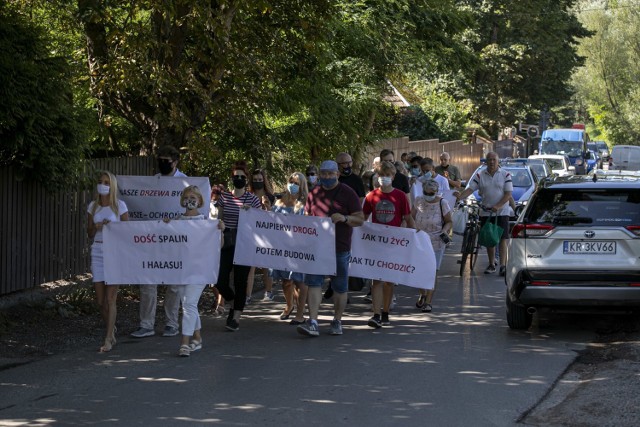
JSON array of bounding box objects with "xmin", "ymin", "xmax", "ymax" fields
[{"xmin": 610, "ymin": 145, "xmax": 640, "ymax": 171}]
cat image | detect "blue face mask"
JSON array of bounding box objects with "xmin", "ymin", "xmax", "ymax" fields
[
  {"xmin": 320, "ymin": 177, "xmax": 338, "ymax": 188},
  {"xmin": 423, "ymin": 171, "xmax": 433, "ymax": 179},
  {"xmin": 287, "ymin": 183, "xmax": 300, "ymax": 194},
  {"xmin": 410, "ymin": 167, "xmax": 420, "ymax": 176}
]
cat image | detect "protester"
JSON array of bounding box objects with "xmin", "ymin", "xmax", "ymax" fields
[
  {"xmin": 87, "ymin": 171, "xmax": 129, "ymax": 352},
  {"xmin": 401, "ymin": 152, "xmax": 410, "ymax": 171},
  {"xmin": 165, "ymin": 185, "xmax": 225, "ymax": 356},
  {"xmin": 131, "ymin": 145, "xmax": 184, "ymax": 339},
  {"xmin": 297, "ymin": 160, "xmax": 364, "ymax": 337},
  {"xmin": 305, "ymin": 165, "xmax": 319, "ymax": 190},
  {"xmin": 412, "ymin": 179, "xmax": 452, "ymax": 313},
  {"xmin": 409, "ymin": 155, "xmax": 422, "ymax": 179},
  {"xmin": 247, "ymin": 169, "xmax": 275, "ymax": 301},
  {"xmin": 455, "ymin": 151, "xmax": 512, "ymax": 275},
  {"xmin": 434, "ymin": 152, "xmax": 462, "ymax": 189},
  {"xmin": 362, "ymin": 161, "xmax": 415, "ymax": 327},
  {"xmin": 379, "ymin": 149, "xmax": 411, "ymax": 195},
  {"xmin": 394, "ymin": 160, "xmax": 409, "ymax": 177},
  {"xmin": 417, "ymin": 158, "xmax": 449, "ymax": 195},
  {"xmin": 270, "ymin": 172, "xmax": 309, "ymax": 324},
  {"xmin": 216, "ymin": 161, "xmax": 262, "ymax": 331},
  {"xmin": 209, "ymin": 184, "xmax": 225, "ymax": 219}
]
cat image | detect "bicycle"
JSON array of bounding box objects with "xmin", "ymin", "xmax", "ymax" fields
[{"xmin": 457, "ymin": 201, "xmax": 489, "ymax": 276}]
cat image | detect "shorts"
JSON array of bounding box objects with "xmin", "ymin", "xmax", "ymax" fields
[
  {"xmin": 480, "ymin": 215, "xmax": 510, "ymax": 241},
  {"xmin": 270, "ymin": 269, "xmax": 304, "ymax": 282},
  {"xmin": 303, "ymin": 251, "xmax": 350, "ymax": 294}
]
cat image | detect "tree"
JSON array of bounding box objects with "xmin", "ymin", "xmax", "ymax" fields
[{"xmin": 0, "ymin": 0, "xmax": 89, "ymax": 188}]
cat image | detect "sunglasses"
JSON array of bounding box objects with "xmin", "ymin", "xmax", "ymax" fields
[{"xmin": 306, "ymin": 172, "xmax": 316, "ymax": 176}]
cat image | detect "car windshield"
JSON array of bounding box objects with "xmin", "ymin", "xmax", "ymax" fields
[
  {"xmin": 528, "ymin": 164, "xmax": 546, "ymax": 179},
  {"xmin": 506, "ymin": 169, "xmax": 532, "ymax": 187},
  {"xmin": 540, "ymin": 140, "xmax": 583, "ymax": 157},
  {"xmin": 527, "ymin": 189, "xmax": 640, "ymax": 226}
]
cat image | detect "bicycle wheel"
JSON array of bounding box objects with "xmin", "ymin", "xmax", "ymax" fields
[
  {"xmin": 468, "ymin": 224, "xmax": 480, "ymax": 271},
  {"xmin": 459, "ymin": 227, "xmax": 471, "ymax": 276}
]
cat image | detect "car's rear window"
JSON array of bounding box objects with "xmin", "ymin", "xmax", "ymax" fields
[
  {"xmin": 545, "ymin": 159, "xmax": 564, "ymax": 170},
  {"xmin": 526, "ymin": 189, "xmax": 640, "ymax": 226}
]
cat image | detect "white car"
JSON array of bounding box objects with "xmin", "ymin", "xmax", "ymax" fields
[
  {"xmin": 528, "ymin": 154, "xmax": 575, "ymax": 177},
  {"xmin": 505, "ymin": 174, "xmax": 640, "ymax": 329}
]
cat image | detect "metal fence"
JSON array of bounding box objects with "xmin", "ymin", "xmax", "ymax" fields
[{"xmin": 0, "ymin": 157, "xmax": 154, "ymax": 296}]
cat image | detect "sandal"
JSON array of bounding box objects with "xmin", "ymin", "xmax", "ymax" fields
[
  {"xmin": 289, "ymin": 318, "xmax": 305, "ymax": 325},
  {"xmin": 422, "ymin": 303, "xmax": 433, "ymax": 313},
  {"xmin": 178, "ymin": 344, "xmax": 191, "ymax": 357},
  {"xmin": 189, "ymin": 340, "xmax": 202, "ymax": 352},
  {"xmin": 280, "ymin": 307, "xmax": 295, "ymax": 320},
  {"xmin": 415, "ymin": 295, "xmax": 426, "ymax": 308},
  {"xmin": 99, "ymin": 337, "xmax": 115, "ymax": 353}
]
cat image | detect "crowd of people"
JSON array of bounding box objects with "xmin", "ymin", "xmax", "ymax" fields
[{"xmin": 88, "ymin": 146, "xmax": 513, "ymax": 356}]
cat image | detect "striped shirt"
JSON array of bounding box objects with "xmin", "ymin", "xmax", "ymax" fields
[{"xmin": 218, "ymin": 191, "xmax": 261, "ymax": 228}]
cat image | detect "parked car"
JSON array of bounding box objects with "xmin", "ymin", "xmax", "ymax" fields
[
  {"xmin": 591, "ymin": 141, "xmax": 610, "ymax": 160},
  {"xmin": 522, "ymin": 158, "xmax": 553, "ymax": 181},
  {"xmin": 528, "ymin": 154, "xmax": 575, "ymax": 177},
  {"xmin": 505, "ymin": 174, "xmax": 640, "ymax": 330},
  {"xmin": 610, "ymin": 145, "xmax": 640, "ymax": 171},
  {"xmin": 585, "ymin": 149, "xmax": 602, "ymax": 172}
]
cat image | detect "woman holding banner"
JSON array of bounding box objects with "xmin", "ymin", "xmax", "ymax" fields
[
  {"xmin": 270, "ymin": 172, "xmax": 309, "ymax": 324},
  {"xmin": 411, "ymin": 179, "xmax": 452, "ymax": 313},
  {"xmin": 169, "ymin": 185, "xmax": 225, "ymax": 357},
  {"xmin": 216, "ymin": 161, "xmax": 262, "ymax": 331},
  {"xmin": 87, "ymin": 171, "xmax": 129, "ymax": 352}
]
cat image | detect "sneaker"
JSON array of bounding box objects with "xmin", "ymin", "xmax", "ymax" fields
[
  {"xmin": 162, "ymin": 326, "xmax": 179, "ymax": 337},
  {"xmin": 368, "ymin": 315, "xmax": 382, "ymax": 329},
  {"xmin": 263, "ymin": 291, "xmax": 275, "ymax": 301},
  {"xmin": 381, "ymin": 312, "xmax": 390, "ymax": 326},
  {"xmin": 422, "ymin": 303, "xmax": 433, "ymax": 313},
  {"xmin": 297, "ymin": 320, "xmax": 320, "ymax": 337},
  {"xmin": 499, "ymin": 266, "xmax": 506, "ymax": 276},
  {"xmin": 178, "ymin": 345, "xmax": 191, "ymax": 357},
  {"xmin": 323, "ymin": 287, "xmax": 334, "ymax": 300},
  {"xmin": 225, "ymin": 318, "xmax": 240, "ymax": 332},
  {"xmin": 245, "ymin": 296, "xmax": 252, "ymax": 305},
  {"xmin": 329, "ymin": 319, "xmax": 343, "ymax": 335},
  {"xmin": 130, "ymin": 327, "xmax": 155, "ymax": 338},
  {"xmin": 484, "ymin": 264, "xmax": 497, "ymax": 274},
  {"xmin": 389, "ymin": 296, "xmax": 397, "ymax": 311}
]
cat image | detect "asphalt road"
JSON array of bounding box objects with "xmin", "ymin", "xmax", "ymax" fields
[{"xmin": 0, "ymin": 241, "xmax": 597, "ymax": 426}]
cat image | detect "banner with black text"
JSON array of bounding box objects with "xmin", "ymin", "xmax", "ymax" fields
[
  {"xmin": 117, "ymin": 175, "xmax": 211, "ymax": 220},
  {"xmin": 349, "ymin": 222, "xmax": 436, "ymax": 289},
  {"xmin": 103, "ymin": 220, "xmax": 221, "ymax": 285},
  {"xmin": 233, "ymin": 208, "xmax": 336, "ymax": 275}
]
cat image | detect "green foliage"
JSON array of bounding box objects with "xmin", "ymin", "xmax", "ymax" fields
[{"xmin": 0, "ymin": 1, "xmax": 89, "ymax": 189}]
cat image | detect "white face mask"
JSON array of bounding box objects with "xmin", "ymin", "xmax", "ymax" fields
[
  {"xmin": 378, "ymin": 176, "xmax": 393, "ymax": 187},
  {"xmin": 97, "ymin": 184, "xmax": 110, "ymax": 195}
]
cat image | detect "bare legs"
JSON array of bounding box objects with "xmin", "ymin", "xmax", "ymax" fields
[{"xmin": 94, "ymin": 281, "xmax": 118, "ymax": 352}]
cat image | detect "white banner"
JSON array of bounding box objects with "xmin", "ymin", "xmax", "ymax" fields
[
  {"xmin": 117, "ymin": 175, "xmax": 211, "ymax": 221},
  {"xmin": 234, "ymin": 208, "xmax": 337, "ymax": 275},
  {"xmin": 103, "ymin": 220, "xmax": 221, "ymax": 285},
  {"xmin": 349, "ymin": 222, "xmax": 436, "ymax": 289}
]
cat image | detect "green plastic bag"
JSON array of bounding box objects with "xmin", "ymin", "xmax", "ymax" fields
[{"xmin": 478, "ymin": 214, "xmax": 503, "ymax": 247}]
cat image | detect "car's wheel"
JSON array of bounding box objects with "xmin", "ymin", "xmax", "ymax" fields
[{"xmin": 506, "ymin": 294, "xmax": 532, "ymax": 330}]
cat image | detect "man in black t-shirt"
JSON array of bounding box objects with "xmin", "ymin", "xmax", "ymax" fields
[{"xmin": 336, "ymin": 152, "xmax": 366, "ymax": 203}]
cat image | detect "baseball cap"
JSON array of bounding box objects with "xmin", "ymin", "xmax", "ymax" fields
[{"xmin": 319, "ymin": 160, "xmax": 339, "ymax": 172}]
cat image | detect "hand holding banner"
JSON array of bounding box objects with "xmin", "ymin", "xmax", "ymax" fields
[{"xmin": 349, "ymin": 222, "xmax": 436, "ymax": 289}]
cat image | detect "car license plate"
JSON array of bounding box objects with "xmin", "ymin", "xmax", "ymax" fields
[{"xmin": 563, "ymin": 241, "xmax": 616, "ymax": 254}]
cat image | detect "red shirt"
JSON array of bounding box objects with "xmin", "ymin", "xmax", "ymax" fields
[{"xmin": 363, "ymin": 188, "xmax": 410, "ymax": 227}]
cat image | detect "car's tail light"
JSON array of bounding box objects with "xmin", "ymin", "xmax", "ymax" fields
[
  {"xmin": 625, "ymin": 226, "xmax": 640, "ymax": 237},
  {"xmin": 511, "ymin": 224, "xmax": 555, "ymax": 238},
  {"xmin": 531, "ymin": 281, "xmax": 551, "ymax": 286},
  {"xmin": 630, "ymin": 283, "xmax": 640, "ymax": 287}
]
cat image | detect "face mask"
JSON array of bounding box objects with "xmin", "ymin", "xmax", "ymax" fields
[
  {"xmin": 320, "ymin": 177, "xmax": 338, "ymax": 188},
  {"xmin": 423, "ymin": 193, "xmax": 437, "ymax": 202},
  {"xmin": 183, "ymin": 200, "xmax": 198, "ymax": 210},
  {"xmin": 423, "ymin": 171, "xmax": 433, "ymax": 179},
  {"xmin": 378, "ymin": 176, "xmax": 392, "ymax": 187},
  {"xmin": 97, "ymin": 184, "xmax": 110, "ymax": 195},
  {"xmin": 308, "ymin": 175, "xmax": 318, "ymax": 184},
  {"xmin": 232, "ymin": 176, "xmax": 246, "ymax": 189},
  {"xmin": 158, "ymin": 159, "xmax": 174, "ymax": 175},
  {"xmin": 410, "ymin": 167, "xmax": 420, "ymax": 176},
  {"xmin": 287, "ymin": 183, "xmax": 300, "ymax": 194},
  {"xmin": 341, "ymin": 167, "xmax": 352, "ymax": 176},
  {"xmin": 252, "ymin": 182, "xmax": 264, "ymax": 190}
]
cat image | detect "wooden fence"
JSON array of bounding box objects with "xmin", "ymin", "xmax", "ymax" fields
[
  {"xmin": 362, "ymin": 136, "xmax": 495, "ymax": 182},
  {"xmin": 0, "ymin": 157, "xmax": 154, "ymax": 296}
]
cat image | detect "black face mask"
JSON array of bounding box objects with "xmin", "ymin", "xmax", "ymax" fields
[
  {"xmin": 158, "ymin": 159, "xmax": 174, "ymax": 175},
  {"xmin": 341, "ymin": 167, "xmax": 352, "ymax": 176},
  {"xmin": 232, "ymin": 176, "xmax": 247, "ymax": 189},
  {"xmin": 252, "ymin": 182, "xmax": 264, "ymax": 190}
]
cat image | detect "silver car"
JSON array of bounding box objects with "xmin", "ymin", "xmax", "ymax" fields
[{"xmin": 505, "ymin": 175, "xmax": 640, "ymax": 329}]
